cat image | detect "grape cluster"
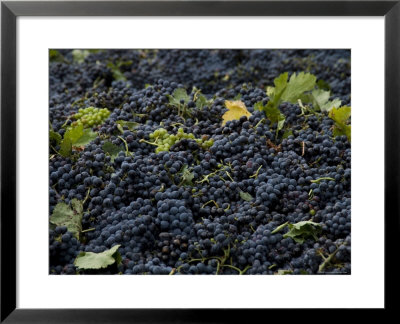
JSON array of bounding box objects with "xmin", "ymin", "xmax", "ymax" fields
[
  {"xmin": 49, "ymin": 226, "xmax": 82, "ymax": 274},
  {"xmin": 145, "ymin": 127, "xmax": 214, "ymax": 153},
  {"xmin": 49, "ymin": 49, "xmax": 351, "ymax": 275},
  {"xmin": 71, "ymin": 107, "xmax": 110, "ymax": 128},
  {"xmin": 155, "ymin": 199, "xmax": 194, "ymax": 235}
]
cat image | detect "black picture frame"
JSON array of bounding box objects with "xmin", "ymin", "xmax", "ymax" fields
[{"xmin": 1, "ymin": 0, "xmax": 398, "ymax": 322}]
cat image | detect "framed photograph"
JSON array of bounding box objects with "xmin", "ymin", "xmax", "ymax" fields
[{"xmin": 1, "ymin": 0, "xmax": 398, "ymax": 321}]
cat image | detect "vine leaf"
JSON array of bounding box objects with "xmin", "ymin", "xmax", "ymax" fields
[
  {"xmin": 73, "ymin": 129, "xmax": 97, "ymax": 147},
  {"xmin": 58, "ymin": 124, "xmax": 98, "ymax": 157},
  {"xmin": 59, "ymin": 137, "xmax": 72, "ymax": 157},
  {"xmin": 254, "ymin": 101, "xmax": 285, "ymax": 132},
  {"xmin": 74, "ymin": 245, "xmax": 121, "ymax": 270},
  {"xmin": 50, "ymin": 199, "xmax": 83, "ymax": 240},
  {"xmin": 116, "ymin": 120, "xmax": 139, "ymax": 133},
  {"xmin": 102, "ymin": 141, "xmax": 122, "ymax": 162},
  {"xmin": 308, "ymin": 89, "xmax": 342, "ymax": 112},
  {"xmin": 281, "ymin": 72, "xmax": 317, "ymax": 103},
  {"xmin": 283, "ymin": 221, "xmax": 322, "ymax": 244},
  {"xmin": 72, "ymin": 50, "xmax": 90, "ymax": 64},
  {"xmin": 50, "ymin": 50, "xmax": 68, "ymax": 63},
  {"xmin": 195, "ymin": 94, "xmax": 209, "ymax": 109},
  {"xmin": 239, "ymin": 190, "xmax": 253, "ymax": 201},
  {"xmin": 271, "ymin": 221, "xmax": 289, "ymax": 234},
  {"xmin": 179, "ymin": 165, "xmax": 195, "ymax": 186},
  {"xmin": 329, "ymin": 106, "xmax": 351, "ymax": 142},
  {"xmin": 316, "ymin": 79, "xmax": 331, "ymax": 91},
  {"xmin": 50, "ymin": 130, "xmax": 62, "ymax": 145},
  {"xmin": 167, "ymin": 88, "xmax": 190, "ymax": 107},
  {"xmin": 107, "ymin": 61, "xmax": 129, "ymax": 81}
]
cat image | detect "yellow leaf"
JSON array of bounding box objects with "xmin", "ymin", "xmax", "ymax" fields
[{"xmin": 222, "ymin": 100, "xmax": 252, "ymax": 126}]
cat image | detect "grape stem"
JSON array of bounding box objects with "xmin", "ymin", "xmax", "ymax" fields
[
  {"xmin": 139, "ymin": 139, "xmax": 158, "ymax": 146},
  {"xmin": 221, "ymin": 264, "xmax": 251, "ymax": 275},
  {"xmin": 118, "ymin": 136, "xmax": 132, "ymax": 156},
  {"xmin": 250, "ymin": 165, "xmax": 263, "ymax": 179},
  {"xmin": 310, "ymin": 177, "xmax": 335, "ymax": 184},
  {"xmin": 318, "ymin": 243, "xmax": 345, "ymax": 273},
  {"xmin": 225, "ymin": 171, "xmax": 234, "ymax": 182},
  {"xmin": 254, "ymin": 118, "xmax": 266, "ymax": 129},
  {"xmin": 81, "ymin": 228, "xmax": 95, "ymax": 233},
  {"xmin": 201, "ymin": 200, "xmax": 219, "ymax": 209},
  {"xmin": 83, "ymin": 187, "xmax": 91, "ymax": 205},
  {"xmin": 223, "ymin": 204, "xmax": 230, "ymax": 212}
]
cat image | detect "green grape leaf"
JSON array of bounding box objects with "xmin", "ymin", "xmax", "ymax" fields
[
  {"xmin": 266, "ymin": 86, "xmax": 275, "ymax": 98},
  {"xmin": 239, "ymin": 191, "xmax": 253, "ymax": 201},
  {"xmin": 317, "ymin": 79, "xmax": 331, "ymax": 91},
  {"xmin": 59, "ymin": 137, "xmax": 72, "ymax": 157},
  {"xmin": 167, "ymin": 88, "xmax": 190, "ymax": 107},
  {"xmin": 271, "ymin": 221, "xmax": 289, "ymax": 234},
  {"xmin": 283, "ymin": 221, "xmax": 322, "ymax": 244},
  {"xmin": 179, "ymin": 165, "xmax": 195, "ymax": 186},
  {"xmin": 49, "ymin": 130, "xmax": 62, "ymax": 145},
  {"xmin": 321, "ymin": 98, "xmax": 342, "ymax": 112},
  {"xmin": 298, "ymin": 92, "xmax": 312, "ymax": 104},
  {"xmin": 310, "ymin": 89, "xmax": 330, "ymax": 109},
  {"xmin": 64, "ymin": 124, "xmax": 84, "ymax": 144},
  {"xmin": 253, "ymin": 101, "xmax": 264, "ymax": 112},
  {"xmin": 281, "ymin": 72, "xmax": 317, "ymax": 103},
  {"xmin": 329, "ymin": 106, "xmax": 351, "ymax": 142},
  {"xmin": 277, "ymin": 118, "xmax": 285, "ymax": 132},
  {"xmin": 49, "ymin": 50, "xmax": 67, "ymax": 63},
  {"xmin": 106, "ymin": 62, "xmax": 127, "ymax": 81},
  {"xmin": 329, "ymin": 106, "xmax": 351, "ymax": 124},
  {"xmin": 255, "ymin": 101, "xmax": 286, "ymax": 132},
  {"xmin": 267, "ymin": 72, "xmax": 317, "ymax": 108},
  {"xmin": 308, "ymin": 89, "xmax": 342, "ymax": 112},
  {"xmin": 74, "ymin": 245, "xmax": 121, "ymax": 270},
  {"xmin": 273, "ymin": 72, "xmax": 289, "ymax": 95},
  {"xmin": 116, "ymin": 120, "xmax": 139, "ymax": 133},
  {"xmin": 113, "ymin": 249, "xmax": 123, "ymax": 266},
  {"xmin": 195, "ymin": 94, "xmax": 209, "ymax": 109},
  {"xmin": 59, "ymin": 125, "xmax": 97, "ymax": 156},
  {"xmin": 102, "ymin": 141, "xmax": 122, "ymax": 162},
  {"xmin": 49, "ymin": 199, "xmax": 83, "ymax": 240},
  {"xmin": 72, "ymin": 49, "xmax": 91, "ymax": 64},
  {"xmin": 282, "ymin": 129, "xmax": 293, "ymax": 139},
  {"xmin": 73, "ymin": 129, "xmax": 97, "ymax": 147},
  {"xmin": 264, "ymin": 102, "xmax": 286, "ymax": 131},
  {"xmin": 268, "ymin": 72, "xmax": 289, "ymax": 107},
  {"xmin": 333, "ymin": 125, "xmax": 351, "ymax": 142}
]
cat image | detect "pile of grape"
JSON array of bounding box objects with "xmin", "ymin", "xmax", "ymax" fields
[{"xmin": 49, "ymin": 49, "xmax": 351, "ymax": 275}]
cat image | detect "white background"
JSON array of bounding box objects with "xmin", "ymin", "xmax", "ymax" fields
[{"xmin": 17, "ymin": 17, "xmax": 384, "ymax": 308}]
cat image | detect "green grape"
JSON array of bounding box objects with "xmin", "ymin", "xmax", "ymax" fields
[
  {"xmin": 146, "ymin": 127, "xmax": 214, "ymax": 152},
  {"xmin": 71, "ymin": 106, "xmax": 110, "ymax": 129}
]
